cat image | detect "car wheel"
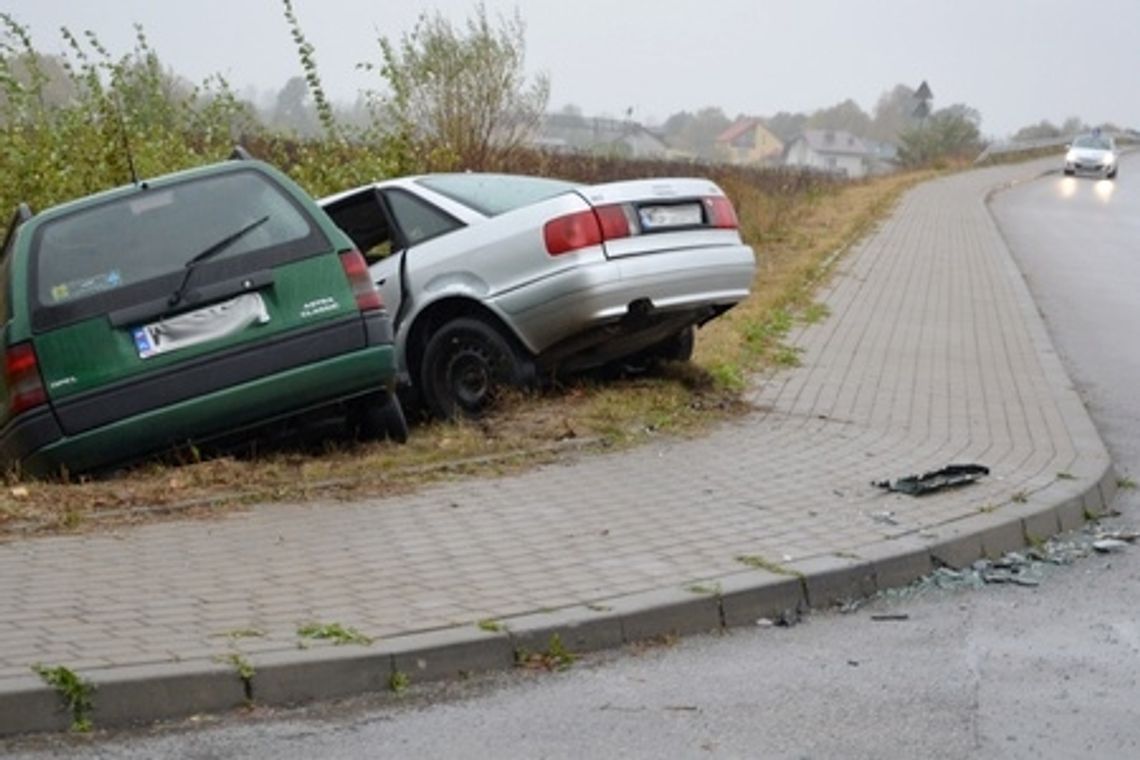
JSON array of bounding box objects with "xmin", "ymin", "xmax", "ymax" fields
[
  {"xmin": 1108, "ymin": 168, "xmax": 1118, "ymax": 179},
  {"xmin": 653, "ymin": 325, "xmax": 696, "ymax": 363},
  {"xmin": 614, "ymin": 325, "xmax": 697, "ymax": 376},
  {"xmin": 420, "ymin": 317, "xmax": 532, "ymax": 420},
  {"xmin": 1063, "ymin": 168, "xmax": 1075, "ymax": 176},
  {"xmin": 355, "ymin": 390, "xmax": 409, "ymax": 443}
]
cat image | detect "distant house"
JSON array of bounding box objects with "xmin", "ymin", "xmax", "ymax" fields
[
  {"xmin": 783, "ymin": 129, "xmax": 873, "ymax": 177},
  {"xmin": 715, "ymin": 118, "xmax": 784, "ymax": 165},
  {"xmin": 536, "ymin": 113, "xmax": 670, "ymax": 159}
]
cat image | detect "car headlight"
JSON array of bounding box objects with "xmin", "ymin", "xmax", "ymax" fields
[
  {"xmin": 1065, "ymin": 150, "xmax": 1077, "ymax": 163},
  {"xmin": 1104, "ymin": 153, "xmax": 1116, "ymax": 165}
]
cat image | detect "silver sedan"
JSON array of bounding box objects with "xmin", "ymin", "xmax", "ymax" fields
[
  {"xmin": 321, "ymin": 173, "xmax": 756, "ymax": 419},
  {"xmin": 1063, "ymin": 133, "xmax": 1118, "ymax": 179}
]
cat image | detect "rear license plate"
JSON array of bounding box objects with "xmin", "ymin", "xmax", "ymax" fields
[
  {"xmin": 638, "ymin": 203, "xmax": 703, "ymax": 230},
  {"xmin": 131, "ymin": 292, "xmax": 270, "ymax": 359}
]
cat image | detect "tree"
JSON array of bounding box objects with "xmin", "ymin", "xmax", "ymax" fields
[
  {"xmin": 806, "ymin": 98, "xmax": 872, "ymax": 136},
  {"xmin": 271, "ymin": 75, "xmax": 318, "ymax": 136},
  {"xmin": 660, "ymin": 106, "xmax": 730, "ymax": 159},
  {"xmin": 869, "ymin": 84, "xmax": 917, "ymax": 142},
  {"xmin": 1013, "ymin": 120, "xmax": 1061, "ymax": 141},
  {"xmin": 763, "ymin": 111, "xmax": 808, "ymax": 143},
  {"xmin": 1059, "ymin": 116, "xmax": 1086, "ymax": 137},
  {"xmin": 897, "ymin": 104, "xmax": 982, "ymax": 166},
  {"xmin": 369, "ymin": 3, "xmax": 549, "ymax": 169}
]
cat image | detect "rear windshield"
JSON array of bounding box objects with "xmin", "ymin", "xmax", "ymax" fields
[
  {"xmin": 416, "ymin": 174, "xmax": 577, "ymax": 216},
  {"xmin": 36, "ymin": 171, "xmax": 312, "ymax": 307},
  {"xmin": 30, "ymin": 169, "xmax": 330, "ymax": 331}
]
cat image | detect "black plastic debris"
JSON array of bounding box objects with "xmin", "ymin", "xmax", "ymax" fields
[{"xmin": 874, "ymin": 464, "xmax": 990, "ymax": 496}]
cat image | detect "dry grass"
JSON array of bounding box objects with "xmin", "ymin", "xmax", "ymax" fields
[{"xmin": 0, "ymin": 169, "xmax": 933, "ymax": 539}]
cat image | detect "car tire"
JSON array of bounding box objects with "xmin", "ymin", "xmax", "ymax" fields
[
  {"xmin": 356, "ymin": 390, "xmax": 409, "ymax": 443},
  {"xmin": 420, "ymin": 317, "xmax": 533, "ymax": 420},
  {"xmin": 1108, "ymin": 168, "xmax": 1118, "ymax": 180},
  {"xmin": 1063, "ymin": 168, "xmax": 1075, "ymax": 176},
  {"xmin": 613, "ymin": 325, "xmax": 697, "ymax": 376},
  {"xmin": 653, "ymin": 325, "xmax": 696, "ymax": 363}
]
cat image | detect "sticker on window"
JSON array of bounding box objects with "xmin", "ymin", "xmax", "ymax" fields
[{"xmin": 50, "ymin": 270, "xmax": 123, "ymax": 303}]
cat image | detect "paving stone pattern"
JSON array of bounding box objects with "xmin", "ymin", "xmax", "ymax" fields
[{"xmin": 0, "ymin": 161, "xmax": 1104, "ymax": 682}]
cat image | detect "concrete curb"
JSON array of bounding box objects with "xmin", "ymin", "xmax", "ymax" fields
[{"xmin": 1, "ymin": 458, "xmax": 1115, "ymax": 737}]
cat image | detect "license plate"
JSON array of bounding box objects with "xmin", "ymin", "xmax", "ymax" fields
[
  {"xmin": 131, "ymin": 292, "xmax": 270, "ymax": 359},
  {"xmin": 638, "ymin": 203, "xmax": 703, "ymax": 230}
]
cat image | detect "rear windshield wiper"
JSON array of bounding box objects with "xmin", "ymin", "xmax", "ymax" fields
[{"xmin": 168, "ymin": 215, "xmax": 269, "ymax": 308}]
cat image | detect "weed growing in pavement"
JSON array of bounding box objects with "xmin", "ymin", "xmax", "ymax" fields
[
  {"xmin": 388, "ymin": 670, "xmax": 410, "ymax": 695},
  {"xmin": 215, "ymin": 653, "xmax": 256, "ymax": 682},
  {"xmin": 1118, "ymin": 476, "xmax": 1137, "ymax": 490},
  {"xmin": 978, "ymin": 503, "xmax": 999, "ymax": 514},
  {"xmin": 1011, "ymin": 490, "xmax": 1029, "ymax": 504},
  {"xmin": 296, "ymin": 622, "xmax": 373, "ymax": 646},
  {"xmin": 215, "ymin": 653, "xmax": 256, "ymax": 702},
  {"xmin": 477, "ymin": 619, "xmax": 505, "ymax": 633},
  {"xmin": 735, "ymin": 554, "xmax": 801, "ymax": 577},
  {"xmin": 32, "ymin": 664, "xmax": 94, "ymax": 732},
  {"xmin": 515, "ymin": 633, "xmax": 576, "ymax": 672},
  {"xmin": 801, "ymin": 302, "xmax": 831, "ymax": 325},
  {"xmin": 773, "ymin": 344, "xmax": 804, "ymax": 367},
  {"xmin": 1056, "ymin": 471, "xmax": 1077, "ymax": 481},
  {"xmin": 684, "ymin": 582, "xmax": 722, "ymax": 596},
  {"xmin": 585, "ymin": 602, "xmax": 613, "ymax": 612}
]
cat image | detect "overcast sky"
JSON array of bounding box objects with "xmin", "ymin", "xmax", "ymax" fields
[{"xmin": 5, "ymin": 0, "xmax": 1138, "ymax": 137}]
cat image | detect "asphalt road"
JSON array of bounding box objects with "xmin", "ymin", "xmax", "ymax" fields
[{"xmin": 6, "ymin": 155, "xmax": 1140, "ymax": 759}]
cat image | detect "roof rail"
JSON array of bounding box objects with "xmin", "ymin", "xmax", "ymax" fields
[{"xmin": 229, "ymin": 145, "xmax": 254, "ymax": 161}]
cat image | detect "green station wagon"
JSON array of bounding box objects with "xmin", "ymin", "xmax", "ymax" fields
[{"xmin": 0, "ymin": 153, "xmax": 406, "ymax": 477}]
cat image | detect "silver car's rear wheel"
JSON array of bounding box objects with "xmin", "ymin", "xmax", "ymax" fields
[{"xmin": 420, "ymin": 317, "xmax": 531, "ymax": 420}]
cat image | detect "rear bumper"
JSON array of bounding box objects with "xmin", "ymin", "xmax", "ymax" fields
[
  {"xmin": 0, "ymin": 313, "xmax": 397, "ymax": 477},
  {"xmin": 493, "ymin": 244, "xmax": 756, "ymax": 356}
]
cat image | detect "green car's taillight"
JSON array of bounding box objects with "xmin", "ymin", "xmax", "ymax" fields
[
  {"xmin": 339, "ymin": 249, "xmax": 383, "ymax": 312},
  {"xmin": 5, "ymin": 342, "xmax": 47, "ymax": 417}
]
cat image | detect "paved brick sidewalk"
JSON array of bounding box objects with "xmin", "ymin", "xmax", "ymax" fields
[{"xmin": 0, "ymin": 160, "xmax": 1114, "ymax": 732}]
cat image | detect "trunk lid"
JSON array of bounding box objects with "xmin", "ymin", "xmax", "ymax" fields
[{"xmin": 573, "ymin": 178, "xmax": 743, "ymax": 259}]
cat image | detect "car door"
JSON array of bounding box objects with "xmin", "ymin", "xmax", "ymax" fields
[{"xmin": 322, "ymin": 188, "xmax": 407, "ymax": 325}]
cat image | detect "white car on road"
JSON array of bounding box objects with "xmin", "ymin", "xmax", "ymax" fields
[{"xmin": 1064, "ymin": 133, "xmax": 1118, "ymax": 179}]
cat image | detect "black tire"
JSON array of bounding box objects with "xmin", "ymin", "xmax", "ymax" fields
[
  {"xmin": 653, "ymin": 325, "xmax": 696, "ymax": 363},
  {"xmin": 420, "ymin": 317, "xmax": 532, "ymax": 420},
  {"xmin": 614, "ymin": 325, "xmax": 697, "ymax": 376},
  {"xmin": 1108, "ymin": 168, "xmax": 1118, "ymax": 180},
  {"xmin": 1063, "ymin": 168, "xmax": 1075, "ymax": 176},
  {"xmin": 356, "ymin": 390, "xmax": 409, "ymax": 443}
]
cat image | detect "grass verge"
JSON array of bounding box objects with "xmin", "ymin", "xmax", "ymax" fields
[{"xmin": 0, "ymin": 169, "xmax": 930, "ymax": 538}]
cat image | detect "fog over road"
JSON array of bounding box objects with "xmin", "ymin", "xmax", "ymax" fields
[{"xmin": 6, "ymin": 156, "xmax": 1140, "ymax": 759}]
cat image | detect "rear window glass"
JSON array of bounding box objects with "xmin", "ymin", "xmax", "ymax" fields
[
  {"xmin": 385, "ymin": 189, "xmax": 462, "ymax": 245},
  {"xmin": 35, "ymin": 171, "xmax": 313, "ymax": 307},
  {"xmin": 416, "ymin": 174, "xmax": 576, "ymax": 216}
]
